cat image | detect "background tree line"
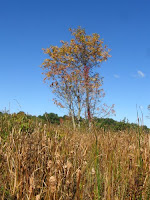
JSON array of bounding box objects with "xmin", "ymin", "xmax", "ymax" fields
[{"xmin": 0, "ymin": 111, "xmax": 149, "ymax": 138}]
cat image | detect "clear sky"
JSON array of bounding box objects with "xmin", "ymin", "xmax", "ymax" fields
[{"xmin": 0, "ymin": 0, "xmax": 150, "ymax": 127}]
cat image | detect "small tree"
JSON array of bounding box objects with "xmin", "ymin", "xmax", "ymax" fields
[
  {"xmin": 41, "ymin": 27, "xmax": 113, "ymax": 129},
  {"xmin": 38, "ymin": 112, "xmax": 60, "ymax": 124}
]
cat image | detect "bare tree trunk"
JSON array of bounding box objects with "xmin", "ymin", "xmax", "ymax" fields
[
  {"xmin": 64, "ymin": 79, "xmax": 76, "ymax": 130},
  {"xmin": 69, "ymin": 103, "xmax": 76, "ymax": 130},
  {"xmin": 84, "ymin": 65, "xmax": 91, "ymax": 128},
  {"xmin": 77, "ymin": 94, "xmax": 81, "ymax": 128}
]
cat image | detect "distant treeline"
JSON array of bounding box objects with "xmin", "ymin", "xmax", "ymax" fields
[
  {"xmin": 94, "ymin": 117, "xmax": 149, "ymax": 132},
  {"xmin": 0, "ymin": 111, "xmax": 149, "ymax": 134}
]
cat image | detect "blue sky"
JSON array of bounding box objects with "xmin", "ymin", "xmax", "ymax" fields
[{"xmin": 0, "ymin": 0, "xmax": 150, "ymax": 127}]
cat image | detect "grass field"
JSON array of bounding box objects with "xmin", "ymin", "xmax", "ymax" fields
[{"xmin": 0, "ymin": 115, "xmax": 150, "ymax": 199}]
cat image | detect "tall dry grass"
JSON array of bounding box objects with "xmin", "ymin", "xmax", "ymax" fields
[{"xmin": 0, "ymin": 123, "xmax": 150, "ymax": 199}]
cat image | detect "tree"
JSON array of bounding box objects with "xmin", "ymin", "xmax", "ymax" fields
[
  {"xmin": 38, "ymin": 112, "xmax": 60, "ymax": 124},
  {"xmin": 41, "ymin": 27, "xmax": 113, "ymax": 129}
]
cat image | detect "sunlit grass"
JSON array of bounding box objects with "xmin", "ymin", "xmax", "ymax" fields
[{"xmin": 0, "ymin": 117, "xmax": 150, "ymax": 199}]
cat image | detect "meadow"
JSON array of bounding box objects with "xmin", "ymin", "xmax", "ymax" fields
[{"xmin": 0, "ymin": 112, "xmax": 150, "ymax": 200}]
